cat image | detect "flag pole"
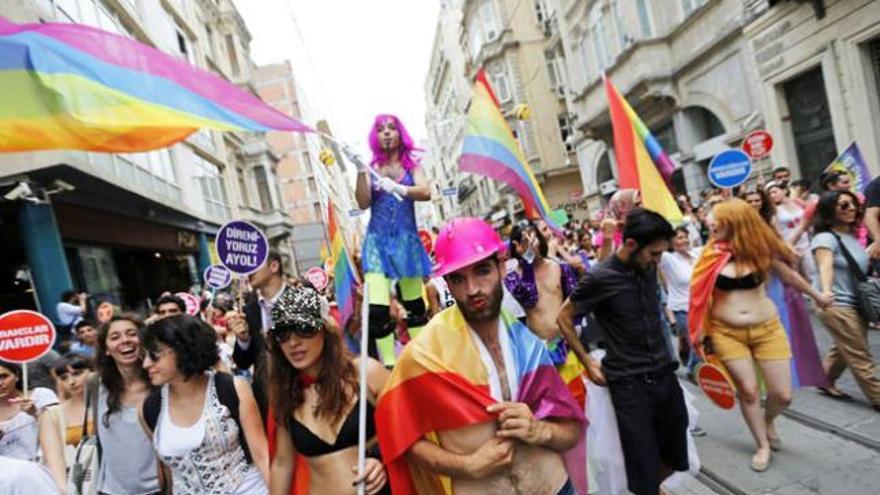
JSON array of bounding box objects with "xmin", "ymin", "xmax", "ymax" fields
[
  {"xmin": 355, "ymin": 278, "xmax": 370, "ymax": 495},
  {"xmin": 317, "ymin": 131, "xmax": 404, "ymax": 202}
]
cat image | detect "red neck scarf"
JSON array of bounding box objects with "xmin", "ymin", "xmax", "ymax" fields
[{"xmin": 298, "ymin": 373, "xmax": 318, "ymax": 388}]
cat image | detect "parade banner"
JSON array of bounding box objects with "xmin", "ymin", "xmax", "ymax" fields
[
  {"xmin": 216, "ymin": 220, "xmax": 269, "ymax": 275},
  {"xmin": 708, "ymin": 149, "xmax": 752, "ymax": 188},
  {"xmin": 0, "ymin": 17, "xmax": 312, "ymax": 152},
  {"xmin": 824, "ymin": 142, "xmax": 871, "ymax": 193},
  {"xmin": 203, "ymin": 264, "xmax": 233, "ymax": 290},
  {"xmin": 305, "ymin": 267, "xmax": 329, "ymax": 292},
  {"xmin": 697, "ymin": 361, "xmax": 736, "ymax": 410},
  {"xmin": 0, "ymin": 310, "xmax": 56, "ymax": 363},
  {"xmin": 175, "ymin": 292, "xmax": 201, "ymax": 316}
]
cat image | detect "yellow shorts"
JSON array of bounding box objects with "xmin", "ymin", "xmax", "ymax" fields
[{"xmin": 709, "ymin": 318, "xmax": 791, "ymax": 361}]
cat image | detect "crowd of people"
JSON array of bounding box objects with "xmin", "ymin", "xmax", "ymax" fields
[{"xmin": 3, "ymin": 116, "xmax": 880, "ymax": 495}]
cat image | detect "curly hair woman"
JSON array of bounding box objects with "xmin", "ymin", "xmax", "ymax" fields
[
  {"xmin": 811, "ymin": 191, "xmax": 880, "ymax": 410},
  {"xmin": 140, "ymin": 315, "xmax": 269, "ymax": 494},
  {"xmin": 268, "ymin": 286, "xmax": 390, "ymax": 495},
  {"xmin": 91, "ymin": 314, "xmax": 161, "ymax": 494},
  {"xmin": 689, "ymin": 199, "xmax": 831, "ymax": 472}
]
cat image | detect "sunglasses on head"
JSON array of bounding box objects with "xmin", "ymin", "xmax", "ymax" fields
[{"xmin": 271, "ymin": 323, "xmax": 322, "ymax": 343}]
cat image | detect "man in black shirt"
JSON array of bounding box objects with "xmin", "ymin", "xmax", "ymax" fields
[
  {"xmin": 557, "ymin": 208, "xmax": 688, "ymax": 495},
  {"xmin": 863, "ymin": 175, "xmax": 880, "ymax": 259}
]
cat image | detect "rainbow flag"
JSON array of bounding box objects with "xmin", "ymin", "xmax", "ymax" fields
[
  {"xmin": 376, "ymin": 307, "xmax": 587, "ymax": 495},
  {"xmin": 327, "ymin": 203, "xmax": 359, "ymax": 326},
  {"xmin": 0, "ymin": 18, "xmax": 311, "ymax": 152},
  {"xmin": 604, "ymin": 75, "xmax": 682, "ymax": 223},
  {"xmin": 824, "ymin": 142, "xmax": 871, "ymax": 193},
  {"xmin": 460, "ymin": 70, "xmax": 562, "ymax": 231}
]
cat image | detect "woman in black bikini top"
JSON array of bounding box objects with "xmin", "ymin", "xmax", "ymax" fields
[{"xmin": 267, "ymin": 286, "xmax": 391, "ymax": 495}]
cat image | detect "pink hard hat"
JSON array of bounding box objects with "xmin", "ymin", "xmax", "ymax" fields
[{"xmin": 433, "ymin": 217, "xmax": 507, "ymax": 277}]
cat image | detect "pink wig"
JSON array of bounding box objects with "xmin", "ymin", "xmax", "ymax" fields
[{"xmin": 368, "ymin": 114, "xmax": 420, "ymax": 171}]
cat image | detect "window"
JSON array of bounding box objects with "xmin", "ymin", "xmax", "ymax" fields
[
  {"xmin": 193, "ymin": 155, "xmax": 230, "ymax": 219},
  {"xmin": 253, "ymin": 166, "xmax": 274, "ymax": 211},
  {"xmin": 610, "ymin": 0, "xmax": 626, "ymax": 49},
  {"xmin": 591, "ymin": 23, "xmax": 610, "ymax": 71},
  {"xmin": 225, "ymin": 35, "xmax": 240, "ymax": 75},
  {"xmin": 578, "ymin": 34, "xmax": 596, "ymax": 84},
  {"xmin": 176, "ymin": 29, "xmax": 194, "ymax": 63},
  {"xmin": 652, "ymin": 120, "xmax": 679, "ymax": 154},
  {"xmin": 237, "ymin": 167, "xmax": 250, "ymax": 208},
  {"xmin": 479, "ymin": 2, "xmax": 500, "ymax": 41},
  {"xmin": 558, "ymin": 114, "xmax": 574, "ymax": 152},
  {"xmin": 681, "ymin": 0, "xmax": 706, "ymax": 17},
  {"xmin": 636, "ymin": 0, "xmax": 653, "ymax": 38},
  {"xmin": 149, "ymin": 148, "xmax": 176, "ymax": 182},
  {"xmin": 307, "ymin": 177, "xmax": 317, "ymax": 195},
  {"xmin": 870, "ymin": 38, "xmax": 880, "ymax": 109},
  {"xmin": 544, "ymin": 50, "xmax": 566, "ymax": 95},
  {"xmin": 467, "ymin": 20, "xmax": 484, "ymax": 60},
  {"xmin": 488, "ymin": 61, "xmax": 512, "ymax": 103},
  {"xmin": 534, "ymin": 0, "xmax": 548, "ymax": 23},
  {"xmin": 313, "ymin": 202, "xmax": 322, "ymax": 221}
]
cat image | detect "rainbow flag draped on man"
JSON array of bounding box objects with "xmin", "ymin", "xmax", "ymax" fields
[{"xmin": 375, "ymin": 306, "xmax": 588, "ymax": 494}]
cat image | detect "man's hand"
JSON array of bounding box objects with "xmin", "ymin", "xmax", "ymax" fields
[
  {"xmin": 225, "ymin": 311, "xmax": 250, "ymax": 343},
  {"xmin": 600, "ymin": 218, "xmax": 617, "ymax": 237},
  {"xmin": 868, "ymin": 241, "xmax": 880, "ymax": 260},
  {"xmin": 487, "ymin": 402, "xmax": 547, "ymax": 445},
  {"xmin": 585, "ymin": 359, "xmax": 606, "ymax": 386},
  {"xmin": 463, "ymin": 436, "xmax": 515, "ymax": 480}
]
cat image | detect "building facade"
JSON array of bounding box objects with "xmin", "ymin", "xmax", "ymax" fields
[
  {"xmin": 425, "ymin": 0, "xmax": 586, "ymax": 225},
  {"xmin": 0, "ymin": 0, "xmax": 294, "ymax": 318},
  {"xmin": 553, "ymin": 0, "xmax": 880, "ymax": 209}
]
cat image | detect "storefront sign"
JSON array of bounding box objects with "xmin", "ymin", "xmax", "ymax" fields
[
  {"xmin": 216, "ymin": 220, "xmax": 268, "ymax": 275},
  {"xmin": 708, "ymin": 150, "xmax": 752, "ymax": 188},
  {"xmin": 175, "ymin": 292, "xmax": 201, "ymax": 316},
  {"xmin": 742, "ymin": 130, "xmax": 774, "ymax": 160},
  {"xmin": 0, "ymin": 310, "xmax": 56, "ymax": 363},
  {"xmin": 203, "ymin": 264, "xmax": 233, "ymax": 290},
  {"xmin": 697, "ymin": 362, "xmax": 736, "ymax": 410},
  {"xmin": 305, "ymin": 267, "xmax": 329, "ymax": 291}
]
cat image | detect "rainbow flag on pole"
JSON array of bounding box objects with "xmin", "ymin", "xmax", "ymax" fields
[
  {"xmin": 0, "ymin": 18, "xmax": 311, "ymax": 152},
  {"xmin": 604, "ymin": 75, "xmax": 681, "ymax": 223},
  {"xmin": 327, "ymin": 203, "xmax": 359, "ymax": 326},
  {"xmin": 376, "ymin": 307, "xmax": 587, "ymax": 494},
  {"xmin": 460, "ymin": 70, "xmax": 562, "ymax": 231}
]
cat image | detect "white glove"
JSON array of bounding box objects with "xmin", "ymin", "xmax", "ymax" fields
[
  {"xmin": 376, "ymin": 177, "xmax": 408, "ymax": 198},
  {"xmin": 341, "ymin": 144, "xmax": 367, "ymax": 172}
]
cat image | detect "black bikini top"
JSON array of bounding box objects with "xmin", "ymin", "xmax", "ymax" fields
[
  {"xmin": 715, "ymin": 272, "xmax": 764, "ymax": 291},
  {"xmin": 288, "ymin": 400, "xmax": 376, "ymax": 457}
]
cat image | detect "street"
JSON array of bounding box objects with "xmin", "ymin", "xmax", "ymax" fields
[{"xmin": 669, "ymin": 315, "xmax": 880, "ymax": 495}]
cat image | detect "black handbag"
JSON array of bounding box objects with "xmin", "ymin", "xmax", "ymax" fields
[{"xmin": 830, "ymin": 232, "xmax": 880, "ymax": 323}]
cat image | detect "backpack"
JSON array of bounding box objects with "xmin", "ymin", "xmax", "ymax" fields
[{"xmin": 142, "ymin": 372, "xmax": 252, "ymax": 463}]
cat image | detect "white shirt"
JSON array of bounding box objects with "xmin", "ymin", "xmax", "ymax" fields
[
  {"xmin": 238, "ymin": 283, "xmax": 287, "ymax": 350},
  {"xmin": 56, "ymin": 301, "xmax": 83, "ymax": 326},
  {"xmin": 659, "ymin": 249, "xmax": 700, "ymax": 312},
  {"xmin": 469, "ymin": 320, "xmax": 519, "ymax": 402}
]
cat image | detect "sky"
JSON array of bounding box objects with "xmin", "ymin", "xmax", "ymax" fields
[{"xmin": 234, "ymin": 0, "xmax": 440, "ymax": 155}]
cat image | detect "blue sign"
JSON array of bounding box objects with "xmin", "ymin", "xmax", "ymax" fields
[
  {"xmin": 442, "ymin": 187, "xmax": 458, "ymax": 197},
  {"xmin": 215, "ymin": 220, "xmax": 268, "ymax": 275},
  {"xmin": 708, "ymin": 150, "xmax": 752, "ymax": 188},
  {"xmin": 203, "ymin": 264, "xmax": 232, "ymax": 289},
  {"xmin": 348, "ymin": 209, "xmax": 364, "ymax": 218}
]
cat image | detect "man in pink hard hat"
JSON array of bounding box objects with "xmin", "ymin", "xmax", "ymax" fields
[{"xmin": 375, "ymin": 217, "xmax": 587, "ymax": 495}]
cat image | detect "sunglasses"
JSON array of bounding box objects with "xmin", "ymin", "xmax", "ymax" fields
[
  {"xmin": 144, "ymin": 347, "xmax": 173, "ymax": 362},
  {"xmin": 271, "ymin": 323, "xmax": 322, "ymax": 343},
  {"xmin": 836, "ymin": 201, "xmax": 855, "ymax": 211}
]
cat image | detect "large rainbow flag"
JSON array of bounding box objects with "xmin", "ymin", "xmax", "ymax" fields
[
  {"xmin": 376, "ymin": 307, "xmax": 587, "ymax": 495},
  {"xmin": 327, "ymin": 202, "xmax": 359, "ymax": 326},
  {"xmin": 460, "ymin": 70, "xmax": 562, "ymax": 231},
  {"xmin": 604, "ymin": 75, "xmax": 681, "ymax": 223},
  {"xmin": 0, "ymin": 18, "xmax": 311, "ymax": 152}
]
